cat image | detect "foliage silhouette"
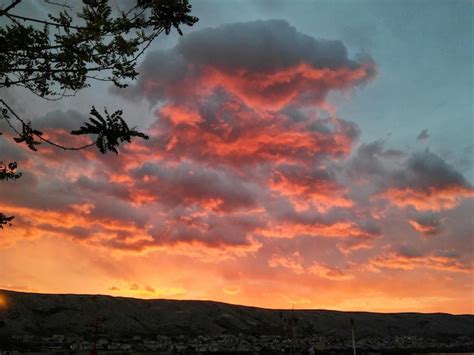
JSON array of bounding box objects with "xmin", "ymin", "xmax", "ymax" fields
[
  {"xmin": 71, "ymin": 106, "xmax": 150, "ymax": 154},
  {"xmin": 0, "ymin": 161, "xmax": 21, "ymax": 227},
  {"xmin": 0, "ymin": 0, "xmax": 198, "ymax": 227},
  {"xmin": 0, "ymin": 161, "xmax": 21, "ymax": 181}
]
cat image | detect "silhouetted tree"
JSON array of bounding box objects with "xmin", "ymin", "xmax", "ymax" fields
[{"xmin": 0, "ymin": 0, "xmax": 198, "ymax": 227}]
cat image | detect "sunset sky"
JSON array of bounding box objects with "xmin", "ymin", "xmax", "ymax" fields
[{"xmin": 0, "ymin": 0, "xmax": 473, "ymax": 314}]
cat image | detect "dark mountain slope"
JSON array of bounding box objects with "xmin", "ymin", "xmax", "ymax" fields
[{"xmin": 0, "ymin": 289, "xmax": 472, "ymax": 339}]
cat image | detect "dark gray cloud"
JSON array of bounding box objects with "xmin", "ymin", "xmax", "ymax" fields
[
  {"xmin": 176, "ymin": 19, "xmax": 356, "ymax": 72},
  {"xmin": 115, "ymin": 19, "xmax": 375, "ymax": 105},
  {"xmin": 0, "ymin": 170, "xmax": 80, "ymax": 211},
  {"xmin": 133, "ymin": 161, "xmax": 262, "ymax": 212},
  {"xmin": 267, "ymin": 198, "xmax": 381, "ymax": 239},
  {"xmin": 0, "ymin": 138, "xmax": 28, "ymax": 162},
  {"xmin": 346, "ymin": 140, "xmax": 401, "ymax": 181},
  {"xmin": 272, "ymin": 163, "xmax": 338, "ymax": 189},
  {"xmin": 348, "ymin": 142, "xmax": 472, "ymax": 194},
  {"xmin": 416, "ymin": 129, "xmax": 429, "ymax": 142},
  {"xmin": 88, "ymin": 197, "xmax": 149, "ymax": 228},
  {"xmin": 76, "ymin": 175, "xmax": 132, "ymax": 202},
  {"xmin": 35, "ymin": 223, "xmax": 93, "ymax": 240},
  {"xmin": 392, "ymin": 150, "xmax": 472, "ymax": 192},
  {"xmin": 34, "ymin": 109, "xmax": 87, "ymax": 131},
  {"xmin": 385, "ymin": 242, "xmax": 473, "ymax": 273},
  {"xmin": 145, "ymin": 212, "xmax": 264, "ymax": 248}
]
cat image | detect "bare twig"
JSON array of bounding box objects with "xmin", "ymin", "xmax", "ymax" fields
[{"xmin": 0, "ymin": 99, "xmax": 95, "ymax": 151}]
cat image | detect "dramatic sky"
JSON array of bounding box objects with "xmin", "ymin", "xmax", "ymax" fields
[{"xmin": 0, "ymin": 0, "xmax": 473, "ymax": 314}]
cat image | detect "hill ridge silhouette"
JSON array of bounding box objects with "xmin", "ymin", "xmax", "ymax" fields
[{"xmin": 1, "ymin": 289, "xmax": 473, "ymax": 338}]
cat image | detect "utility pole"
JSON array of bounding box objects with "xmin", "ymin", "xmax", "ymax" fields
[
  {"xmin": 350, "ymin": 318, "xmax": 356, "ymax": 355},
  {"xmin": 291, "ymin": 305, "xmax": 299, "ymax": 355},
  {"xmin": 90, "ymin": 317, "xmax": 104, "ymax": 355}
]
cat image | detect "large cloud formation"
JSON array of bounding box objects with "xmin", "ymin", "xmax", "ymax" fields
[
  {"xmin": 1, "ymin": 20, "xmax": 473, "ymax": 312},
  {"xmin": 119, "ymin": 20, "xmax": 372, "ymax": 168}
]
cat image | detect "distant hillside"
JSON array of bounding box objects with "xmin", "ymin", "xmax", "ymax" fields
[{"xmin": 0, "ymin": 289, "xmax": 473, "ymax": 339}]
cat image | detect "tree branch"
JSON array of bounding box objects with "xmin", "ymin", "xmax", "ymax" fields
[
  {"xmin": 0, "ymin": 0, "xmax": 22, "ymax": 16},
  {"xmin": 0, "ymin": 99, "xmax": 96, "ymax": 151},
  {"xmin": 5, "ymin": 13, "xmax": 84, "ymax": 30}
]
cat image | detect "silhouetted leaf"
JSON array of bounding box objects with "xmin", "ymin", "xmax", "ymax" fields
[
  {"xmin": 13, "ymin": 122, "xmax": 43, "ymax": 151},
  {"xmin": 71, "ymin": 106, "xmax": 149, "ymax": 154},
  {"xmin": 0, "ymin": 161, "xmax": 22, "ymax": 181},
  {"xmin": 0, "ymin": 213, "xmax": 14, "ymax": 229}
]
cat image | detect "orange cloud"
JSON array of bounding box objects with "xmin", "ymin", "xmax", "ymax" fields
[
  {"xmin": 268, "ymin": 252, "xmax": 305, "ymax": 274},
  {"xmin": 409, "ymin": 220, "xmax": 440, "ymax": 236},
  {"xmin": 160, "ymin": 105, "xmax": 203, "ymax": 126},
  {"xmin": 258, "ymin": 221, "xmax": 372, "ymax": 239},
  {"xmin": 379, "ymin": 186, "xmax": 474, "ymax": 211},
  {"xmin": 371, "ymin": 253, "xmax": 473, "ymax": 274},
  {"xmin": 223, "ymin": 287, "xmax": 241, "ymax": 295},
  {"xmin": 309, "ymin": 263, "xmax": 354, "ymax": 281},
  {"xmin": 270, "ymin": 164, "xmax": 352, "ymax": 212},
  {"xmin": 152, "ymin": 108, "xmax": 358, "ymax": 168},
  {"xmin": 197, "ymin": 62, "xmax": 374, "ymax": 112}
]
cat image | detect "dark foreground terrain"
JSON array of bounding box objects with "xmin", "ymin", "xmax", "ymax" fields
[{"xmin": 0, "ymin": 289, "xmax": 473, "ymax": 353}]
